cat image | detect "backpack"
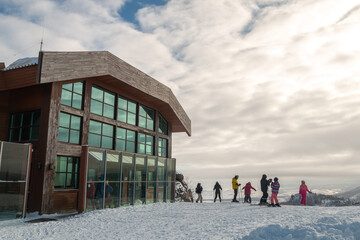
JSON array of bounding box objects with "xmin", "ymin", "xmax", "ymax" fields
[{"xmin": 196, "ymin": 186, "xmax": 202, "ymax": 194}]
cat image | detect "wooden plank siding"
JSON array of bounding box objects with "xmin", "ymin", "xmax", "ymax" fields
[
  {"xmin": 0, "ymin": 65, "xmax": 38, "ymax": 91},
  {"xmin": 52, "ymin": 190, "xmax": 78, "ymax": 213}
]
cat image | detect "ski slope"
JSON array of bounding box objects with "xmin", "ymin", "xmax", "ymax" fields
[{"xmin": 1, "ymin": 200, "xmax": 360, "ymax": 240}]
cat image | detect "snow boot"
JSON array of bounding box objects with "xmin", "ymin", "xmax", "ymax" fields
[
  {"xmin": 268, "ymin": 203, "xmax": 275, "ymax": 207},
  {"xmin": 232, "ymin": 199, "xmax": 239, "ymax": 203},
  {"xmin": 275, "ymin": 203, "xmax": 281, "ymax": 207}
]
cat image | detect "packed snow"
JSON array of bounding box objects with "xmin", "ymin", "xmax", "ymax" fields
[{"xmin": 1, "ymin": 200, "xmax": 360, "ymax": 240}]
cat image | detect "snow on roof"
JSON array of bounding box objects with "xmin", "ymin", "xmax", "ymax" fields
[{"xmin": 2, "ymin": 57, "xmax": 38, "ymax": 71}]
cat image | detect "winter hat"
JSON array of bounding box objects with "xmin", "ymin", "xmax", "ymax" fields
[
  {"xmin": 301, "ymin": 180, "xmax": 305, "ymax": 184},
  {"xmin": 274, "ymin": 177, "xmax": 278, "ymax": 181}
]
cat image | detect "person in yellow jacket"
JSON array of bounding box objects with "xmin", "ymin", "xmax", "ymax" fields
[{"xmin": 232, "ymin": 175, "xmax": 241, "ymax": 202}]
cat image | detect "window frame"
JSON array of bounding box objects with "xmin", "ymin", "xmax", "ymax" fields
[
  {"xmin": 58, "ymin": 112, "xmax": 82, "ymax": 144},
  {"xmin": 158, "ymin": 113, "xmax": 168, "ymax": 135},
  {"xmin": 117, "ymin": 96, "xmax": 137, "ymax": 126},
  {"xmin": 116, "ymin": 127, "xmax": 136, "ymax": 153},
  {"xmin": 137, "ymin": 133, "xmax": 154, "ymax": 155},
  {"xmin": 138, "ymin": 104, "xmax": 155, "ymax": 131},
  {"xmin": 54, "ymin": 156, "xmax": 79, "ymax": 189},
  {"xmin": 90, "ymin": 85, "xmax": 116, "ymax": 119},
  {"xmin": 88, "ymin": 120, "xmax": 115, "ymax": 149},
  {"xmin": 9, "ymin": 110, "xmax": 40, "ymax": 142},
  {"xmin": 158, "ymin": 137, "xmax": 168, "ymax": 157},
  {"xmin": 60, "ymin": 82, "xmax": 84, "ymax": 110}
]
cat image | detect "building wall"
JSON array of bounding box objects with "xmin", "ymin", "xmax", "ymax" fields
[
  {"xmin": 0, "ymin": 84, "xmax": 49, "ymax": 213},
  {"xmin": 42, "ymin": 78, "xmax": 175, "ymax": 214}
]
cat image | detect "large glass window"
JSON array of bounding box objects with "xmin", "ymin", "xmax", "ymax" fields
[
  {"xmin": 58, "ymin": 112, "xmax": 81, "ymax": 144},
  {"xmin": 54, "ymin": 156, "xmax": 79, "ymax": 189},
  {"xmin": 121, "ymin": 153, "xmax": 134, "ymax": 206},
  {"xmin": 138, "ymin": 105, "xmax": 155, "ymax": 131},
  {"xmin": 116, "ymin": 127, "xmax": 136, "ymax": 153},
  {"xmin": 0, "ymin": 142, "xmax": 31, "ymax": 220},
  {"xmin": 61, "ymin": 82, "xmax": 83, "ymax": 109},
  {"xmin": 87, "ymin": 149, "xmax": 105, "ymax": 211},
  {"xmin": 159, "ymin": 114, "xmax": 168, "ymax": 135},
  {"xmin": 134, "ymin": 156, "xmax": 146, "ymax": 204},
  {"xmin": 146, "ymin": 157, "xmax": 156, "ymax": 204},
  {"xmin": 90, "ymin": 86, "xmax": 115, "ymax": 119},
  {"xmin": 158, "ymin": 138, "xmax": 168, "ymax": 157},
  {"xmin": 167, "ymin": 158, "xmax": 176, "ymax": 182},
  {"xmin": 118, "ymin": 96, "xmax": 137, "ymax": 125},
  {"xmin": 147, "ymin": 157, "xmax": 156, "ymax": 182},
  {"xmin": 157, "ymin": 158, "xmax": 166, "ymax": 182},
  {"xmin": 89, "ymin": 120, "xmax": 114, "ymax": 149},
  {"xmin": 105, "ymin": 151, "xmax": 121, "ymax": 208},
  {"xmin": 137, "ymin": 133, "xmax": 154, "ymax": 155},
  {"xmin": 9, "ymin": 110, "xmax": 40, "ymax": 142}
]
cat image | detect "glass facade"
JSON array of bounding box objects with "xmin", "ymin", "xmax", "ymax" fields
[
  {"xmin": 139, "ymin": 105, "xmax": 155, "ymax": 131},
  {"xmin": 58, "ymin": 112, "xmax": 82, "ymax": 144},
  {"xmin": 54, "ymin": 156, "xmax": 79, "ymax": 189},
  {"xmin": 85, "ymin": 148, "xmax": 175, "ymax": 212},
  {"xmin": 61, "ymin": 82, "xmax": 83, "ymax": 109},
  {"xmin": 90, "ymin": 86, "xmax": 116, "ymax": 119},
  {"xmin": 86, "ymin": 149, "xmax": 105, "ymax": 211},
  {"xmin": 0, "ymin": 142, "xmax": 31, "ymax": 221},
  {"xmin": 9, "ymin": 110, "xmax": 40, "ymax": 142}
]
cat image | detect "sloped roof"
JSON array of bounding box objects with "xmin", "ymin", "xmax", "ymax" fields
[
  {"xmin": 2, "ymin": 57, "xmax": 38, "ymax": 71},
  {"xmin": 38, "ymin": 51, "xmax": 191, "ymax": 136}
]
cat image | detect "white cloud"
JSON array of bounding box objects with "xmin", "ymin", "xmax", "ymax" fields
[{"xmin": 1, "ymin": 0, "xmax": 360, "ymax": 185}]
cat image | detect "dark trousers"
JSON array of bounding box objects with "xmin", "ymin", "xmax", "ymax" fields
[
  {"xmin": 214, "ymin": 191, "xmax": 221, "ymax": 202},
  {"xmin": 244, "ymin": 194, "xmax": 251, "ymax": 203},
  {"xmin": 233, "ymin": 189, "xmax": 238, "ymax": 200},
  {"xmin": 260, "ymin": 191, "xmax": 268, "ymax": 203}
]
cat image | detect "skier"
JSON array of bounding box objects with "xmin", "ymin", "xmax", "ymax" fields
[
  {"xmin": 195, "ymin": 183, "xmax": 203, "ymax": 203},
  {"xmin": 269, "ymin": 177, "xmax": 280, "ymax": 207},
  {"xmin": 213, "ymin": 181, "xmax": 222, "ymax": 202},
  {"xmin": 299, "ymin": 180, "xmax": 312, "ymax": 206},
  {"xmin": 232, "ymin": 175, "xmax": 241, "ymax": 202},
  {"xmin": 259, "ymin": 174, "xmax": 272, "ymax": 205},
  {"xmin": 242, "ymin": 182, "xmax": 256, "ymax": 203}
]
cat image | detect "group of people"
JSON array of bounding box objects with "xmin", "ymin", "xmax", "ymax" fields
[{"xmin": 194, "ymin": 174, "xmax": 312, "ymax": 206}]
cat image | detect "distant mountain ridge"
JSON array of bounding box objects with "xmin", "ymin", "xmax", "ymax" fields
[{"xmin": 336, "ymin": 186, "xmax": 360, "ymax": 202}]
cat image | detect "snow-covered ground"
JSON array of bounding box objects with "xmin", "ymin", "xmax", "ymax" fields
[{"xmin": 1, "ymin": 200, "xmax": 360, "ymax": 240}]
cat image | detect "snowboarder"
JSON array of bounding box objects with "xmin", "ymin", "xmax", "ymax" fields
[
  {"xmin": 299, "ymin": 180, "xmax": 312, "ymax": 205},
  {"xmin": 269, "ymin": 177, "xmax": 280, "ymax": 207},
  {"xmin": 242, "ymin": 182, "xmax": 256, "ymax": 203},
  {"xmin": 232, "ymin": 175, "xmax": 241, "ymax": 202},
  {"xmin": 259, "ymin": 174, "xmax": 272, "ymax": 205},
  {"xmin": 213, "ymin": 181, "xmax": 222, "ymax": 202},
  {"xmin": 195, "ymin": 183, "xmax": 203, "ymax": 203}
]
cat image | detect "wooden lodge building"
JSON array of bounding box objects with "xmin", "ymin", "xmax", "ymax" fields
[{"xmin": 0, "ymin": 51, "xmax": 191, "ymax": 215}]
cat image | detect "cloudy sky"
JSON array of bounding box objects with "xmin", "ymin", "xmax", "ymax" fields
[{"xmin": 1, "ymin": 0, "xmax": 360, "ymax": 189}]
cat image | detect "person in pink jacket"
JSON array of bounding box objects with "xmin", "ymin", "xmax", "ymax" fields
[{"xmin": 299, "ymin": 180, "xmax": 311, "ymax": 205}]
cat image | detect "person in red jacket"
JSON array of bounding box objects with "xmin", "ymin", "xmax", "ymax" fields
[
  {"xmin": 299, "ymin": 180, "xmax": 312, "ymax": 205},
  {"xmin": 242, "ymin": 182, "xmax": 256, "ymax": 203}
]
